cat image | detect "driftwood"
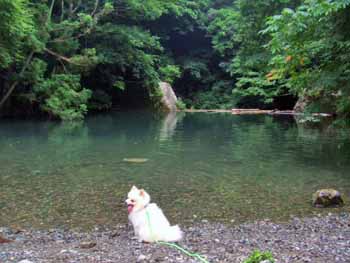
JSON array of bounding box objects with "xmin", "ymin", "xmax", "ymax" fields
[
  {"xmin": 232, "ymin": 109, "xmax": 333, "ymax": 117},
  {"xmin": 232, "ymin": 109, "xmax": 271, "ymax": 115},
  {"xmin": 181, "ymin": 108, "xmax": 333, "ymax": 117},
  {"xmin": 182, "ymin": 109, "xmax": 232, "ymax": 113}
]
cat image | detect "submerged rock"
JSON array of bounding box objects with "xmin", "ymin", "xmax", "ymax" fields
[
  {"xmin": 312, "ymin": 189, "xmax": 344, "ymax": 208},
  {"xmin": 123, "ymin": 158, "xmax": 149, "ymax": 163}
]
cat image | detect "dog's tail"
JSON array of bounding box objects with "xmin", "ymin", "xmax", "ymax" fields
[{"xmin": 163, "ymin": 225, "xmax": 183, "ymax": 242}]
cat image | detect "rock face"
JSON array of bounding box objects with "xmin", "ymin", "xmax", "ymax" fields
[
  {"xmin": 312, "ymin": 189, "xmax": 344, "ymax": 208},
  {"xmin": 294, "ymin": 95, "xmax": 311, "ymax": 112},
  {"xmin": 159, "ymin": 82, "xmax": 178, "ymax": 112}
]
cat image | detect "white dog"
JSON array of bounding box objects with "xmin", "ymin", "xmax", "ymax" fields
[{"xmin": 125, "ymin": 186, "xmax": 183, "ymax": 243}]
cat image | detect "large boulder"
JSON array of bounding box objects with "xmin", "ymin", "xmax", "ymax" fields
[
  {"xmin": 159, "ymin": 82, "xmax": 178, "ymax": 112},
  {"xmin": 294, "ymin": 95, "xmax": 311, "ymax": 112},
  {"xmin": 312, "ymin": 189, "xmax": 344, "ymax": 208}
]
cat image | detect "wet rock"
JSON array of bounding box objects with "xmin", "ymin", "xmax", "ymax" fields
[{"xmin": 312, "ymin": 189, "xmax": 344, "ymax": 208}]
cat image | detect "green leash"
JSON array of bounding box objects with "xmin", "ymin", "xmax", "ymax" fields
[{"xmin": 146, "ymin": 210, "xmax": 210, "ymax": 263}]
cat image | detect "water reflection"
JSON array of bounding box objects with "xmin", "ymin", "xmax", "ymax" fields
[
  {"xmin": 0, "ymin": 113, "xmax": 349, "ymax": 229},
  {"xmin": 159, "ymin": 111, "xmax": 185, "ymax": 142}
]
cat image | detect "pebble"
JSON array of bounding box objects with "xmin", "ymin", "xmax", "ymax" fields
[
  {"xmin": 79, "ymin": 241, "xmax": 97, "ymax": 249},
  {"xmin": 137, "ymin": 254, "xmax": 147, "ymax": 261},
  {"xmin": 0, "ymin": 213, "xmax": 349, "ymax": 263}
]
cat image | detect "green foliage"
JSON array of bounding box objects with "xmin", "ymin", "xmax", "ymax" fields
[
  {"xmin": 265, "ymin": 0, "xmax": 350, "ymax": 117},
  {"xmin": 192, "ymin": 81, "xmax": 236, "ymax": 109},
  {"xmin": 175, "ymin": 98, "xmax": 186, "ymax": 110},
  {"xmin": 0, "ymin": 0, "xmax": 34, "ymax": 68},
  {"xmin": 89, "ymin": 89, "xmax": 112, "ymax": 111},
  {"xmin": 243, "ymin": 250, "xmax": 275, "ymax": 263},
  {"xmin": 182, "ymin": 60, "xmax": 210, "ymax": 80},
  {"xmin": 33, "ymin": 74, "xmax": 91, "ymax": 121},
  {"xmin": 1, "ymin": 0, "xmax": 350, "ymax": 120},
  {"xmin": 159, "ymin": 65, "xmax": 181, "ymax": 84},
  {"xmin": 113, "ymin": 81, "xmax": 126, "ymax": 91},
  {"xmin": 207, "ymin": 8, "xmax": 237, "ymax": 56},
  {"xmin": 208, "ymin": 0, "xmax": 300, "ymax": 106},
  {"xmin": 93, "ymin": 24, "xmax": 162, "ymax": 91}
]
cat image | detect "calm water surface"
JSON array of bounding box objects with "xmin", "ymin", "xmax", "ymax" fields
[{"xmin": 0, "ymin": 112, "xmax": 349, "ymax": 229}]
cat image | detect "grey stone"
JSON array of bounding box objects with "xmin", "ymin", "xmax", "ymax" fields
[
  {"xmin": 137, "ymin": 254, "xmax": 147, "ymax": 262},
  {"xmin": 79, "ymin": 241, "xmax": 97, "ymax": 249},
  {"xmin": 159, "ymin": 82, "xmax": 178, "ymax": 112}
]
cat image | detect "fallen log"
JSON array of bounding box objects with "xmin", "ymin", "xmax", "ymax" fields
[
  {"xmin": 232, "ymin": 109, "xmax": 273, "ymax": 115},
  {"xmin": 181, "ymin": 108, "xmax": 333, "ymax": 117},
  {"xmin": 231, "ymin": 109, "xmax": 333, "ymax": 117}
]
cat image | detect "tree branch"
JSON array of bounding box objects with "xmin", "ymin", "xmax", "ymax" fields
[
  {"xmin": 72, "ymin": 0, "xmax": 82, "ymax": 14},
  {"xmin": 0, "ymin": 51, "xmax": 35, "ymax": 109},
  {"xmin": 91, "ymin": 0, "xmax": 100, "ymax": 16},
  {"xmin": 44, "ymin": 48, "xmax": 82, "ymax": 65},
  {"xmin": 48, "ymin": 0, "xmax": 56, "ymax": 24},
  {"xmin": 60, "ymin": 0, "xmax": 64, "ymax": 21}
]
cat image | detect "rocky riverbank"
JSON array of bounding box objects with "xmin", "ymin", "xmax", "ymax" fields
[{"xmin": 1, "ymin": 213, "xmax": 349, "ymax": 263}]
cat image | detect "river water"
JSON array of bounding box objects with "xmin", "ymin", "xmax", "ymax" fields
[{"xmin": 0, "ymin": 112, "xmax": 349, "ymax": 229}]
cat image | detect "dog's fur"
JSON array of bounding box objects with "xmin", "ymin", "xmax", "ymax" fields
[{"xmin": 125, "ymin": 186, "xmax": 183, "ymax": 243}]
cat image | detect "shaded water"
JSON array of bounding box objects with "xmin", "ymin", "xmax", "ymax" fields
[{"xmin": 0, "ymin": 112, "xmax": 349, "ymax": 229}]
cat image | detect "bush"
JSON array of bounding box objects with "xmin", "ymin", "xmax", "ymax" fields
[
  {"xmin": 176, "ymin": 98, "xmax": 186, "ymax": 110},
  {"xmin": 159, "ymin": 65, "xmax": 181, "ymax": 84},
  {"xmin": 243, "ymin": 250, "xmax": 275, "ymax": 263},
  {"xmin": 34, "ymin": 74, "xmax": 92, "ymax": 121}
]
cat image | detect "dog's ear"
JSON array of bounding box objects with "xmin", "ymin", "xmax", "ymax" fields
[
  {"xmin": 131, "ymin": 185, "xmax": 138, "ymax": 191},
  {"xmin": 139, "ymin": 189, "xmax": 145, "ymax": 197}
]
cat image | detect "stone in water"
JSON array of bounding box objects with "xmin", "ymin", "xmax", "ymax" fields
[
  {"xmin": 312, "ymin": 189, "xmax": 344, "ymax": 208},
  {"xmin": 123, "ymin": 158, "xmax": 149, "ymax": 163}
]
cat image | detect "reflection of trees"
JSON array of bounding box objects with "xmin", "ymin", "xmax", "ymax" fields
[
  {"xmin": 47, "ymin": 121, "xmax": 89, "ymax": 166},
  {"xmin": 1, "ymin": 113, "xmax": 350, "ymax": 228}
]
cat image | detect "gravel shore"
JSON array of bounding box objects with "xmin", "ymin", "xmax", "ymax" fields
[{"xmin": 1, "ymin": 213, "xmax": 349, "ymax": 263}]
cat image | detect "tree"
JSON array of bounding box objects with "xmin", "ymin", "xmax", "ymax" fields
[
  {"xmin": 207, "ymin": 0, "xmax": 300, "ymax": 108},
  {"xmin": 265, "ymin": 0, "xmax": 350, "ymax": 117},
  {"xmin": 0, "ymin": 0, "xmax": 33, "ymax": 69}
]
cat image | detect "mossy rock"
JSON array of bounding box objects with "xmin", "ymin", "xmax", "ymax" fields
[{"xmin": 312, "ymin": 189, "xmax": 344, "ymax": 208}]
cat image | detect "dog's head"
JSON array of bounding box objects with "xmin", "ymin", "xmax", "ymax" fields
[{"xmin": 125, "ymin": 186, "xmax": 151, "ymax": 214}]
